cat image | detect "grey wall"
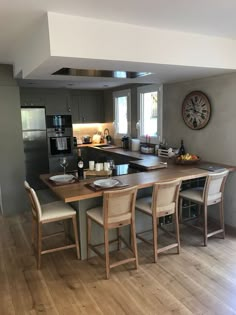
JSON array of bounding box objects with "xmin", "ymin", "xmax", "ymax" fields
[
  {"xmin": 0, "ymin": 65, "xmax": 27, "ymax": 215},
  {"xmin": 163, "ymin": 72, "xmax": 236, "ymax": 227}
]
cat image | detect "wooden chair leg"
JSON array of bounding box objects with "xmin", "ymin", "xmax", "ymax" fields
[
  {"xmin": 175, "ymin": 212, "xmax": 180, "ymax": 254},
  {"xmin": 37, "ymin": 222, "xmax": 42, "ymax": 269},
  {"xmin": 104, "ymin": 229, "xmax": 110, "ymax": 279},
  {"xmin": 87, "ymin": 215, "xmax": 91, "ymax": 260},
  {"xmin": 72, "ymin": 215, "xmax": 80, "ymax": 260},
  {"xmin": 130, "ymin": 220, "xmax": 138, "ymax": 269},
  {"xmin": 203, "ymin": 205, "xmax": 208, "ymax": 246},
  {"xmin": 117, "ymin": 228, "xmax": 121, "ymax": 250},
  {"xmin": 152, "ymin": 216, "xmax": 158, "ymax": 263},
  {"xmin": 219, "ymin": 201, "xmax": 225, "ymax": 239}
]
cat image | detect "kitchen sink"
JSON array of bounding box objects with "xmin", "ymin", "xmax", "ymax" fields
[{"xmin": 95, "ymin": 144, "xmax": 118, "ymax": 149}]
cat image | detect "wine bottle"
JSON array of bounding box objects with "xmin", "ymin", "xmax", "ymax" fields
[
  {"xmin": 178, "ymin": 139, "xmax": 186, "ymax": 155},
  {"xmin": 77, "ymin": 149, "xmax": 84, "ymax": 180}
]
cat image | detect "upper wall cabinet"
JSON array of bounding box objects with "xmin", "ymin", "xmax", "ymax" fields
[
  {"xmin": 20, "ymin": 88, "xmax": 71, "ymax": 115},
  {"xmin": 45, "ymin": 92, "xmax": 71, "ymax": 115},
  {"xmin": 20, "ymin": 88, "xmax": 105, "ymax": 121},
  {"xmin": 71, "ymin": 91, "xmax": 104, "ymax": 123}
]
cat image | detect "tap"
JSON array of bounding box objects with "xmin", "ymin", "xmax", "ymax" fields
[{"xmin": 104, "ymin": 128, "xmax": 109, "ymax": 137}]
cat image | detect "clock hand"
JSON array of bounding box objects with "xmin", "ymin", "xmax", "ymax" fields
[{"xmin": 189, "ymin": 108, "xmax": 208, "ymax": 115}]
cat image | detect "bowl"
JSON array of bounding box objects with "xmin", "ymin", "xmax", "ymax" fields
[{"xmin": 174, "ymin": 156, "xmax": 200, "ymax": 165}]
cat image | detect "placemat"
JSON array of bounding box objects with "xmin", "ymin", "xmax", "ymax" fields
[
  {"xmin": 47, "ymin": 177, "xmax": 80, "ymax": 187},
  {"xmin": 85, "ymin": 179, "xmax": 129, "ymax": 191}
]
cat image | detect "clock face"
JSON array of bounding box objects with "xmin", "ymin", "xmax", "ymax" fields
[{"xmin": 182, "ymin": 91, "xmax": 211, "ymax": 130}]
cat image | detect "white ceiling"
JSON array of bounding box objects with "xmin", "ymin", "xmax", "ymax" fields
[{"xmin": 2, "ymin": 0, "xmax": 236, "ymax": 88}]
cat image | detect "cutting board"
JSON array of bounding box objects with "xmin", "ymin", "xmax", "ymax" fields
[{"xmin": 129, "ymin": 160, "xmax": 167, "ymax": 170}]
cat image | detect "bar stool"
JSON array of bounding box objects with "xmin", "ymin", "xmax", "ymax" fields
[
  {"xmin": 24, "ymin": 181, "xmax": 80, "ymax": 268},
  {"xmin": 135, "ymin": 179, "xmax": 182, "ymax": 263},
  {"xmin": 86, "ymin": 186, "xmax": 138, "ymax": 279},
  {"xmin": 179, "ymin": 170, "xmax": 229, "ymax": 246}
]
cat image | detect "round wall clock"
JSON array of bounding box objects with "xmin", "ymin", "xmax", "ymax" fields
[{"xmin": 182, "ymin": 91, "xmax": 211, "ymax": 130}]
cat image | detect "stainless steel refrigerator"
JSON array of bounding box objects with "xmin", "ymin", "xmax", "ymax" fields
[{"xmin": 21, "ymin": 107, "xmax": 49, "ymax": 189}]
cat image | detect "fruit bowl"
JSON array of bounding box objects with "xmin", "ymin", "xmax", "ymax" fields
[{"xmin": 174, "ymin": 154, "xmax": 200, "ymax": 165}]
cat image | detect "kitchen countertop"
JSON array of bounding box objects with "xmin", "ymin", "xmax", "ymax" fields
[
  {"xmin": 41, "ymin": 146, "xmax": 236, "ymax": 203},
  {"xmin": 41, "ymin": 167, "xmax": 210, "ymax": 203},
  {"xmin": 77, "ymin": 143, "xmax": 120, "ymax": 148}
]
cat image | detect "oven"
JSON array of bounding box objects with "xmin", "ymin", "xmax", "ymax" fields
[
  {"xmin": 47, "ymin": 126, "xmax": 73, "ymax": 157},
  {"xmin": 49, "ymin": 136, "xmax": 72, "ymax": 156}
]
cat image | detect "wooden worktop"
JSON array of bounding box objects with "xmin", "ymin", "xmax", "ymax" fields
[
  {"xmin": 41, "ymin": 166, "xmax": 210, "ymax": 203},
  {"xmin": 41, "ymin": 147, "xmax": 236, "ymax": 203}
]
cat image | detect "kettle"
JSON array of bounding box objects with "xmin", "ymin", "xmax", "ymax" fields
[{"xmin": 121, "ymin": 136, "xmax": 130, "ymax": 150}]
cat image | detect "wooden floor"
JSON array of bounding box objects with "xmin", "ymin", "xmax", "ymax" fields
[{"xmin": 1, "ymin": 213, "xmax": 236, "ymax": 315}]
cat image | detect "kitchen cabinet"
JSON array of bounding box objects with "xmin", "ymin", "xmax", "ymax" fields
[
  {"xmin": 20, "ymin": 94, "xmax": 45, "ymax": 107},
  {"xmin": 45, "ymin": 92, "xmax": 71, "ymax": 115},
  {"xmin": 71, "ymin": 91, "xmax": 104, "ymax": 123},
  {"xmin": 20, "ymin": 88, "xmax": 71, "ymax": 115}
]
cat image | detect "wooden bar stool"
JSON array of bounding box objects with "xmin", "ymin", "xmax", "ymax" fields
[
  {"xmin": 86, "ymin": 186, "xmax": 138, "ymax": 279},
  {"xmin": 24, "ymin": 181, "xmax": 80, "ymax": 268},
  {"xmin": 179, "ymin": 170, "xmax": 229, "ymax": 246},
  {"xmin": 135, "ymin": 179, "xmax": 182, "ymax": 263}
]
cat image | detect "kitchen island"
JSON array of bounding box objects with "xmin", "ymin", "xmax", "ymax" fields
[{"xmin": 40, "ymin": 150, "xmax": 235, "ymax": 259}]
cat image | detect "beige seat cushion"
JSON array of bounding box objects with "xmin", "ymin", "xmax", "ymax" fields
[
  {"xmin": 41, "ymin": 201, "xmax": 76, "ymax": 222},
  {"xmin": 136, "ymin": 197, "xmax": 175, "ymax": 216},
  {"xmin": 180, "ymin": 187, "xmax": 222, "ymax": 204},
  {"xmin": 87, "ymin": 207, "xmax": 132, "ymax": 225},
  {"xmin": 136, "ymin": 197, "xmax": 152, "ymax": 215}
]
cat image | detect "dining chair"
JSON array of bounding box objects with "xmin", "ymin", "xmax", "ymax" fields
[
  {"xmin": 86, "ymin": 186, "xmax": 138, "ymax": 279},
  {"xmin": 179, "ymin": 170, "xmax": 229, "ymax": 246},
  {"xmin": 24, "ymin": 181, "xmax": 80, "ymax": 268},
  {"xmin": 135, "ymin": 179, "xmax": 182, "ymax": 263}
]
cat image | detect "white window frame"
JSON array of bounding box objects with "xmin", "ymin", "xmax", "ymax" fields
[
  {"xmin": 113, "ymin": 89, "xmax": 131, "ymax": 138},
  {"xmin": 137, "ymin": 84, "xmax": 163, "ymax": 144}
]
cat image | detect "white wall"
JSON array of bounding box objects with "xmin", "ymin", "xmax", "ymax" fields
[
  {"xmin": 13, "ymin": 14, "xmax": 51, "ymax": 78},
  {"xmin": 48, "ymin": 12, "xmax": 236, "ymax": 69},
  {"xmin": 163, "ymin": 72, "xmax": 236, "ymax": 227},
  {"xmin": 13, "ymin": 12, "xmax": 236, "ymax": 80}
]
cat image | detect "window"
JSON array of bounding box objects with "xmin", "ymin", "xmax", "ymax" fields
[
  {"xmin": 113, "ymin": 89, "xmax": 131, "ymax": 137},
  {"xmin": 137, "ymin": 85, "xmax": 163, "ymax": 143}
]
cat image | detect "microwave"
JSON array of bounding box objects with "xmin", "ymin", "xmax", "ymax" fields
[{"xmin": 46, "ymin": 115, "xmax": 72, "ymax": 130}]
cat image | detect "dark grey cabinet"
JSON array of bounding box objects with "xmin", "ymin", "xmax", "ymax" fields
[
  {"xmin": 20, "ymin": 88, "xmax": 71, "ymax": 115},
  {"xmin": 20, "ymin": 88, "xmax": 105, "ymax": 121},
  {"xmin": 71, "ymin": 91, "xmax": 104, "ymax": 123},
  {"xmin": 45, "ymin": 92, "xmax": 71, "ymax": 115}
]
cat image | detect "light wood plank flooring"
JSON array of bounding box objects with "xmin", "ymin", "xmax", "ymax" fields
[{"xmin": 1, "ymin": 212, "xmax": 236, "ymax": 315}]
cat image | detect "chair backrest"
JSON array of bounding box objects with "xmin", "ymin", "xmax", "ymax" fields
[
  {"xmin": 203, "ymin": 170, "xmax": 229, "ymax": 203},
  {"xmin": 24, "ymin": 181, "xmax": 42, "ymax": 221},
  {"xmin": 103, "ymin": 186, "xmax": 138, "ymax": 226},
  {"xmin": 152, "ymin": 179, "xmax": 182, "ymax": 217}
]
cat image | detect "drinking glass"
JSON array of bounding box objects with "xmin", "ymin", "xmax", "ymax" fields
[
  {"xmin": 59, "ymin": 157, "xmax": 68, "ymax": 175},
  {"xmin": 107, "ymin": 160, "xmax": 115, "ymax": 177}
]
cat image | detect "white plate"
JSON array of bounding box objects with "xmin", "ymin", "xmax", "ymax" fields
[
  {"xmin": 49, "ymin": 174, "xmax": 75, "ymax": 183},
  {"xmin": 94, "ymin": 178, "xmax": 119, "ymax": 188}
]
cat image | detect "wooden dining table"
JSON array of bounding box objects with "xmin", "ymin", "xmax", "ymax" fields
[{"xmin": 40, "ymin": 159, "xmax": 235, "ymax": 259}]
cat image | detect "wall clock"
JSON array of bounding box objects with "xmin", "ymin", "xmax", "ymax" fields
[{"xmin": 182, "ymin": 91, "xmax": 211, "ymax": 130}]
